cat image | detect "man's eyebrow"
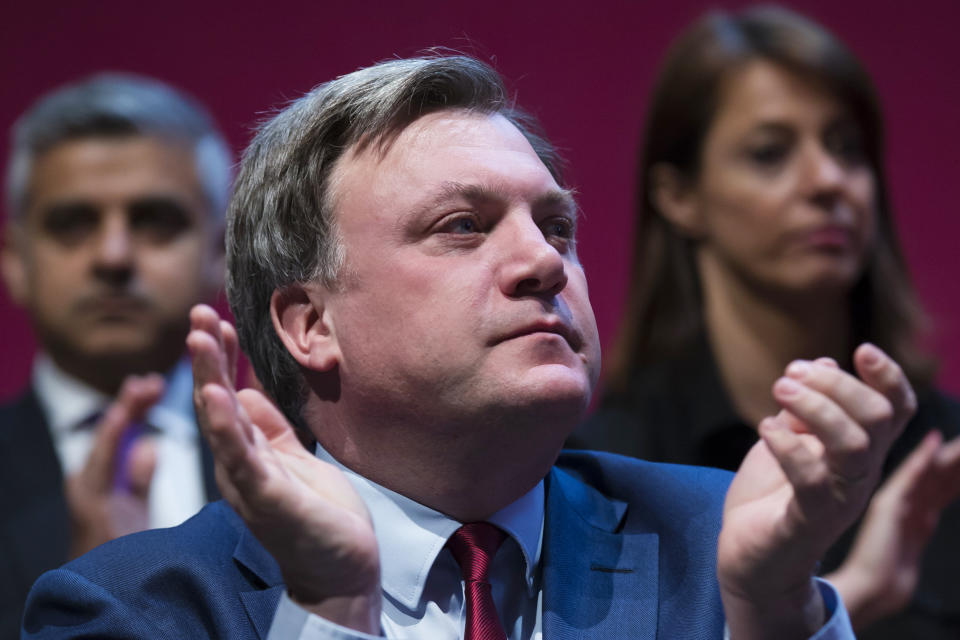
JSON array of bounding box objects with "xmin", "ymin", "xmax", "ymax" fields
[
  {"xmin": 405, "ymin": 181, "xmax": 579, "ymax": 223},
  {"xmin": 534, "ymin": 187, "xmax": 579, "ymax": 220}
]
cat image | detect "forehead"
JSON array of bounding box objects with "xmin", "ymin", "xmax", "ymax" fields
[
  {"xmin": 25, "ymin": 135, "xmax": 204, "ymax": 211},
  {"xmin": 330, "ymin": 110, "xmax": 560, "ymax": 229},
  {"xmin": 711, "ymin": 60, "xmax": 848, "ymax": 133}
]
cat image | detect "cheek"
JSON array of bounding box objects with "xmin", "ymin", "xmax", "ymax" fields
[
  {"xmin": 701, "ymin": 178, "xmax": 785, "ymax": 256},
  {"xmin": 565, "ymin": 270, "xmax": 598, "ymax": 332},
  {"xmin": 138, "ymin": 240, "xmax": 214, "ymax": 306},
  {"xmin": 565, "ymin": 273, "xmax": 601, "ymax": 382},
  {"xmin": 843, "ymin": 171, "xmax": 879, "ymax": 258},
  {"xmin": 852, "ymin": 174, "xmax": 877, "ymax": 222},
  {"xmin": 27, "ymin": 245, "xmax": 89, "ymax": 301}
]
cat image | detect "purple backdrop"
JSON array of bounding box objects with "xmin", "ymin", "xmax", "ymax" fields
[{"xmin": 2, "ymin": 0, "xmax": 959, "ymax": 401}]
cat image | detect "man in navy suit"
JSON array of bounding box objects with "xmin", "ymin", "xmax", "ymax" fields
[
  {"xmin": 25, "ymin": 56, "xmax": 914, "ymax": 639},
  {"xmin": 0, "ymin": 74, "xmax": 228, "ymax": 638}
]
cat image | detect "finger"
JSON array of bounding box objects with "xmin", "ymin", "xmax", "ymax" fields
[
  {"xmin": 784, "ymin": 360, "xmax": 894, "ymax": 439},
  {"xmin": 927, "ymin": 434, "xmax": 960, "ymax": 509},
  {"xmin": 774, "ymin": 408, "xmax": 811, "ymax": 434},
  {"xmin": 85, "ymin": 375, "xmax": 164, "ymax": 492},
  {"xmin": 221, "ymin": 319, "xmax": 239, "ymax": 388},
  {"xmin": 773, "ymin": 376, "xmax": 872, "ymax": 480},
  {"xmin": 200, "ymin": 384, "xmax": 267, "ymax": 497},
  {"xmin": 853, "ymin": 343, "xmax": 917, "ymax": 436},
  {"xmin": 814, "ymin": 357, "xmax": 839, "ymax": 369},
  {"xmin": 759, "ymin": 415, "xmax": 831, "ymax": 507},
  {"xmin": 238, "ymin": 389, "xmax": 307, "ymax": 452},
  {"xmin": 125, "ymin": 437, "xmax": 157, "ymax": 502},
  {"xmin": 879, "ymin": 430, "xmax": 941, "ymax": 503},
  {"xmin": 188, "ymin": 305, "xmax": 230, "ymax": 390}
]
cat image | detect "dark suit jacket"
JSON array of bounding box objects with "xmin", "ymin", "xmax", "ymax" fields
[
  {"xmin": 0, "ymin": 388, "xmax": 219, "ymax": 640},
  {"xmin": 21, "ymin": 451, "xmax": 732, "ymax": 639}
]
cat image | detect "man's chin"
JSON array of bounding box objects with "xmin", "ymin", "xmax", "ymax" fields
[{"xmin": 508, "ymin": 365, "xmax": 594, "ymax": 415}]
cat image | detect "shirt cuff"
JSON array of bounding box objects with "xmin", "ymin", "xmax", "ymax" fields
[
  {"xmin": 808, "ymin": 577, "xmax": 853, "ymax": 640},
  {"xmin": 266, "ymin": 591, "xmax": 383, "ymax": 640},
  {"xmin": 722, "ymin": 578, "xmax": 853, "ymax": 640}
]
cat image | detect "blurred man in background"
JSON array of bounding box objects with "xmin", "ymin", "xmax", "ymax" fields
[{"xmin": 0, "ymin": 73, "xmax": 230, "ymax": 637}]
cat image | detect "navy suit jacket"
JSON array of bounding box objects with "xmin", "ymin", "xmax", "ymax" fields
[
  {"xmin": 22, "ymin": 451, "xmax": 732, "ymax": 639},
  {"xmin": 0, "ymin": 387, "xmax": 220, "ymax": 640}
]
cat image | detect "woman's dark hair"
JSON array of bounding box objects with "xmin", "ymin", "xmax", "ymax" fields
[{"xmin": 607, "ymin": 5, "xmax": 934, "ymax": 391}]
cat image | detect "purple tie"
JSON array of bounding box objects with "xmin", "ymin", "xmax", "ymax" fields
[
  {"xmin": 446, "ymin": 522, "xmax": 508, "ymax": 640},
  {"xmin": 74, "ymin": 411, "xmax": 151, "ymax": 492},
  {"xmin": 112, "ymin": 420, "xmax": 150, "ymax": 492}
]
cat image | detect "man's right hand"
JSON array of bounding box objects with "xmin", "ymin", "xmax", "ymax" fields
[
  {"xmin": 186, "ymin": 304, "xmax": 381, "ymax": 634},
  {"xmin": 65, "ymin": 374, "xmax": 163, "ymax": 559}
]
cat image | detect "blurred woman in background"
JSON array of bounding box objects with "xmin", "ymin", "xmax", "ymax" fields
[{"xmin": 572, "ymin": 7, "xmax": 960, "ymax": 637}]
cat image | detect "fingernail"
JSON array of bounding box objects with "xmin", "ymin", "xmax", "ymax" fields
[
  {"xmin": 786, "ymin": 361, "xmax": 811, "ymax": 379},
  {"xmin": 775, "ymin": 377, "xmax": 801, "ymax": 397},
  {"xmin": 760, "ymin": 417, "xmax": 784, "ymax": 434}
]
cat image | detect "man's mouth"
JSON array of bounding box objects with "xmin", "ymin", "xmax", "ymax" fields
[
  {"xmin": 74, "ymin": 294, "xmax": 151, "ymax": 317},
  {"xmin": 498, "ymin": 319, "xmax": 582, "ymax": 351}
]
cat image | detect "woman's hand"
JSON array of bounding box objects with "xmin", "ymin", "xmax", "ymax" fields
[{"xmin": 826, "ymin": 428, "xmax": 960, "ymax": 630}]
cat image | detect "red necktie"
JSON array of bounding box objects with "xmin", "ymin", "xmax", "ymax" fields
[{"xmin": 447, "ymin": 522, "xmax": 508, "ymax": 640}]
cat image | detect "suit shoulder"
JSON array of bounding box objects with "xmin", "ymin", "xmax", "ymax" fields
[
  {"xmin": 66, "ymin": 500, "xmax": 246, "ymax": 580},
  {"xmin": 0, "ymin": 388, "xmax": 45, "ymax": 437},
  {"xmin": 556, "ymin": 449, "xmax": 732, "ymax": 525},
  {"xmin": 24, "ymin": 501, "xmax": 279, "ymax": 639}
]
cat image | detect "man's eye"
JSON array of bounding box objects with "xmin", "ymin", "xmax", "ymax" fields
[
  {"xmin": 439, "ymin": 215, "xmax": 481, "ymax": 235},
  {"xmin": 129, "ymin": 199, "xmax": 193, "ymax": 242},
  {"xmin": 40, "ymin": 204, "xmax": 99, "ymax": 245},
  {"xmin": 543, "ymin": 217, "xmax": 574, "ymax": 239}
]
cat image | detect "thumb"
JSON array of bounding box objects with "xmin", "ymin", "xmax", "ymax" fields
[
  {"xmin": 125, "ymin": 436, "xmax": 157, "ymax": 501},
  {"xmin": 238, "ymin": 388, "xmax": 306, "ymax": 452}
]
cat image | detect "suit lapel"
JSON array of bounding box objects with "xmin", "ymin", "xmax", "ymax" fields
[
  {"xmin": 542, "ymin": 467, "xmax": 660, "ymax": 640},
  {"xmin": 232, "ymin": 523, "xmax": 285, "ymax": 639},
  {"xmin": 0, "ymin": 389, "xmax": 71, "ymax": 592},
  {"xmin": 199, "ymin": 435, "xmax": 221, "ymax": 502}
]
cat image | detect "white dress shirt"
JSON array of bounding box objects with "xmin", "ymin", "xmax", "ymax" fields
[
  {"xmin": 267, "ymin": 444, "xmax": 543, "ymax": 640},
  {"xmin": 32, "ymin": 354, "xmax": 206, "ymax": 529},
  {"xmin": 266, "ymin": 446, "xmax": 854, "ymax": 640}
]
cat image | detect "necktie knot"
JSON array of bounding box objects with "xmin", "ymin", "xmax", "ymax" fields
[
  {"xmin": 447, "ymin": 522, "xmax": 508, "ymax": 640},
  {"xmin": 447, "ymin": 522, "xmax": 506, "ymax": 583},
  {"xmin": 73, "ymin": 408, "xmax": 106, "ymax": 432},
  {"xmin": 447, "ymin": 522, "xmax": 506, "ymax": 640}
]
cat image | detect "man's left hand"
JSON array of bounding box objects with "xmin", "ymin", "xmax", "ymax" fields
[{"xmin": 718, "ymin": 343, "xmax": 916, "ymax": 640}]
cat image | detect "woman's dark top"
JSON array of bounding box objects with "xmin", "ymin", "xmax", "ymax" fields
[{"xmin": 569, "ymin": 338, "xmax": 960, "ymax": 640}]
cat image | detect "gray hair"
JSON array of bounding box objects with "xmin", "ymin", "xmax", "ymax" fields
[
  {"xmin": 5, "ymin": 72, "xmax": 232, "ymax": 219},
  {"xmin": 227, "ymin": 55, "xmax": 563, "ymax": 429}
]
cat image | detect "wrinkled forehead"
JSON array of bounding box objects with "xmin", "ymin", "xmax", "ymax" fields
[{"xmin": 326, "ymin": 110, "xmax": 560, "ymax": 225}]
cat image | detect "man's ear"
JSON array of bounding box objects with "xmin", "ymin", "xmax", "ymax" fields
[
  {"xmin": 1, "ymin": 226, "xmax": 29, "ymax": 306},
  {"xmin": 649, "ymin": 163, "xmax": 705, "ymax": 239},
  {"xmin": 270, "ymin": 284, "xmax": 340, "ymax": 373}
]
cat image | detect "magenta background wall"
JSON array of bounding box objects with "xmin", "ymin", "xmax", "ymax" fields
[{"xmin": 2, "ymin": 0, "xmax": 959, "ymax": 402}]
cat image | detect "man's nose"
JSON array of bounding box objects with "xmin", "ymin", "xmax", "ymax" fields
[
  {"xmin": 498, "ymin": 215, "xmax": 568, "ymax": 298},
  {"xmin": 92, "ymin": 213, "xmax": 134, "ymax": 284}
]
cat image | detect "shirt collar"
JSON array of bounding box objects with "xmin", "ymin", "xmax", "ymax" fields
[
  {"xmin": 314, "ymin": 443, "xmax": 544, "ymax": 610},
  {"xmin": 32, "ymin": 355, "xmax": 196, "ymax": 440}
]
